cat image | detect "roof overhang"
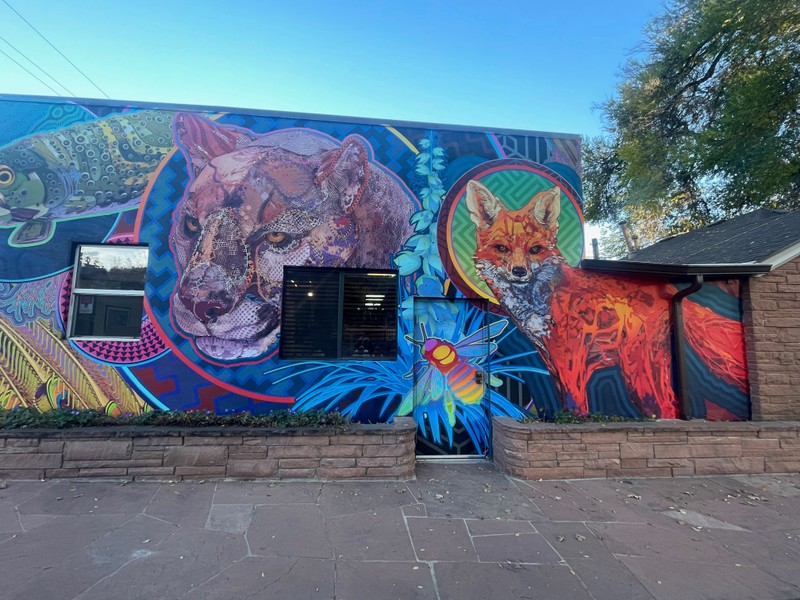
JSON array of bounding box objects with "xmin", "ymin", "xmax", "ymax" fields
[{"xmin": 580, "ymin": 259, "xmax": 771, "ymax": 277}]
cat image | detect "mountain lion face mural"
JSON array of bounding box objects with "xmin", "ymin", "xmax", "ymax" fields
[{"xmin": 170, "ymin": 114, "xmax": 414, "ymax": 362}]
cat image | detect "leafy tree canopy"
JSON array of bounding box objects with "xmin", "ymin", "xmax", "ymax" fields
[{"xmin": 584, "ymin": 0, "xmax": 800, "ymax": 254}]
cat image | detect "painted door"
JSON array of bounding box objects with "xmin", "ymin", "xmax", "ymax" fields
[{"xmin": 412, "ymin": 298, "xmax": 492, "ymax": 456}]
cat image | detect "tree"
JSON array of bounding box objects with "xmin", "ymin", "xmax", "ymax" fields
[{"xmin": 584, "ymin": 0, "xmax": 800, "ymax": 245}]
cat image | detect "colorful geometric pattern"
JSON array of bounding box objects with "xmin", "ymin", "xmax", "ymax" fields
[{"xmin": 439, "ymin": 160, "xmax": 584, "ymax": 303}]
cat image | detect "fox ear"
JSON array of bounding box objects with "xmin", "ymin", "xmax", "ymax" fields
[
  {"xmin": 173, "ymin": 113, "xmax": 257, "ymax": 174},
  {"xmin": 529, "ymin": 187, "xmax": 561, "ymax": 230},
  {"xmin": 315, "ymin": 136, "xmax": 370, "ymax": 213},
  {"xmin": 465, "ymin": 180, "xmax": 503, "ymax": 229}
]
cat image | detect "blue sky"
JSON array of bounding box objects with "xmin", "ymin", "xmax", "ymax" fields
[{"xmin": 1, "ymin": 0, "xmax": 662, "ymax": 138}]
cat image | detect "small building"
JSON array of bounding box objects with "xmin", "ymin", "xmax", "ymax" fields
[
  {"xmin": 0, "ymin": 94, "xmax": 786, "ymax": 458},
  {"xmin": 613, "ymin": 209, "xmax": 800, "ymax": 421}
]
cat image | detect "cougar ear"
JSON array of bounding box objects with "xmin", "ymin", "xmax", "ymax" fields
[
  {"xmin": 315, "ymin": 136, "xmax": 370, "ymax": 212},
  {"xmin": 173, "ymin": 113, "xmax": 257, "ymax": 175},
  {"xmin": 528, "ymin": 187, "xmax": 561, "ymax": 230},
  {"xmin": 465, "ymin": 180, "xmax": 503, "ymax": 229}
]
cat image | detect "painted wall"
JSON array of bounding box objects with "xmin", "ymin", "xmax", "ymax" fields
[{"xmin": 0, "ymin": 97, "xmax": 750, "ymax": 454}]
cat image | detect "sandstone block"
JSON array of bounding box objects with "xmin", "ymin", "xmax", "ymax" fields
[
  {"xmin": 64, "ymin": 440, "xmax": 132, "ymax": 461},
  {"xmin": 227, "ymin": 459, "xmax": 278, "ymax": 478},
  {"xmin": 0, "ymin": 453, "xmax": 61, "ymax": 469},
  {"xmin": 163, "ymin": 445, "xmax": 226, "ymax": 467},
  {"xmin": 317, "ymin": 467, "xmax": 367, "ymax": 479}
]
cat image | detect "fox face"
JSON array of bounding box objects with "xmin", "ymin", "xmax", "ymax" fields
[
  {"xmin": 169, "ymin": 114, "xmax": 406, "ymax": 362},
  {"xmin": 466, "ymin": 180, "xmax": 563, "ymax": 284}
]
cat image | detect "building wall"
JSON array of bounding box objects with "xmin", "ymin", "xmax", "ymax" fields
[
  {"xmin": 0, "ymin": 96, "xmax": 753, "ymax": 455},
  {"xmin": 744, "ymin": 254, "xmax": 800, "ymax": 420}
]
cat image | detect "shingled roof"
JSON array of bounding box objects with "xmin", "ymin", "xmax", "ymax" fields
[{"xmin": 629, "ymin": 208, "xmax": 800, "ymax": 267}]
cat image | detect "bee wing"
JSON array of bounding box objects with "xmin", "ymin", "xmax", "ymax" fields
[
  {"xmin": 413, "ymin": 367, "xmax": 444, "ymax": 407},
  {"xmin": 429, "ymin": 369, "xmax": 445, "ymax": 401},
  {"xmin": 454, "ymin": 321, "xmax": 508, "ymax": 357},
  {"xmin": 403, "ymin": 360, "xmax": 427, "ymax": 380}
]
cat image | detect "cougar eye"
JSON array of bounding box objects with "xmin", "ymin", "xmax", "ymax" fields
[
  {"xmin": 494, "ymin": 244, "xmax": 510, "ymax": 253},
  {"xmin": 266, "ymin": 231, "xmax": 287, "ymax": 244},
  {"xmin": 0, "ymin": 165, "xmax": 14, "ymax": 187},
  {"xmin": 529, "ymin": 245, "xmax": 543, "ymax": 255},
  {"xmin": 184, "ymin": 215, "xmax": 201, "ymax": 234}
]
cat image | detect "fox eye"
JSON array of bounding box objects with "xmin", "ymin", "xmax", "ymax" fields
[
  {"xmin": 494, "ymin": 244, "xmax": 510, "ymax": 253},
  {"xmin": 267, "ymin": 231, "xmax": 287, "ymax": 244},
  {"xmin": 184, "ymin": 215, "xmax": 201, "ymax": 235},
  {"xmin": 529, "ymin": 245, "xmax": 543, "ymax": 255},
  {"xmin": 0, "ymin": 165, "xmax": 14, "ymax": 187}
]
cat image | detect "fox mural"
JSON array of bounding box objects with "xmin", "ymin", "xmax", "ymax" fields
[{"xmin": 464, "ymin": 179, "xmax": 749, "ymax": 418}]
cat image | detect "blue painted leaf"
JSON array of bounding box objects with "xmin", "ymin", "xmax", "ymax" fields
[
  {"xmin": 395, "ymin": 252, "xmax": 421, "ymax": 275},
  {"xmin": 415, "ymin": 275, "xmax": 442, "ymax": 296}
]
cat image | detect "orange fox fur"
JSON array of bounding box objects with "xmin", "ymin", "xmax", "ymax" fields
[{"xmin": 465, "ymin": 180, "xmax": 748, "ymax": 418}]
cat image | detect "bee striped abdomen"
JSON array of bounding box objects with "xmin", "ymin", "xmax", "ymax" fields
[{"xmin": 447, "ymin": 362, "xmax": 483, "ymax": 404}]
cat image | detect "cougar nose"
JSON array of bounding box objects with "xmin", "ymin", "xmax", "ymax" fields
[
  {"xmin": 511, "ymin": 266, "xmax": 527, "ymax": 278},
  {"xmin": 190, "ymin": 300, "xmax": 227, "ymax": 323},
  {"xmin": 180, "ymin": 288, "xmax": 231, "ymax": 323}
]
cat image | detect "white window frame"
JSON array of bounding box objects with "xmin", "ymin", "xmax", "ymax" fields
[{"xmin": 66, "ymin": 244, "xmax": 148, "ymax": 342}]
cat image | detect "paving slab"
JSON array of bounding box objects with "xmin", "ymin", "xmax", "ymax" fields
[
  {"xmin": 336, "ymin": 560, "xmax": 436, "ymax": 600},
  {"xmin": 214, "ymin": 480, "xmax": 322, "ymax": 505},
  {"xmin": 536, "ymin": 521, "xmax": 613, "ymax": 559},
  {"xmin": 71, "ymin": 528, "xmax": 248, "ymax": 600},
  {"xmin": 464, "ymin": 517, "xmax": 536, "ymax": 536},
  {"xmin": 587, "ymin": 521, "xmax": 752, "ymax": 565},
  {"xmin": 184, "ymin": 557, "xmax": 335, "ymax": 600},
  {"xmin": 407, "ymin": 516, "xmax": 478, "ymax": 561},
  {"xmin": 318, "ymin": 481, "xmax": 413, "ymax": 517},
  {"xmin": 618, "ymin": 555, "xmax": 800, "ymax": 600},
  {"xmin": 4, "ymin": 514, "xmax": 175, "ymax": 600},
  {"xmin": 205, "ymin": 503, "xmax": 253, "ymax": 534},
  {"xmin": 326, "ymin": 507, "xmax": 416, "ymax": 561},
  {"xmin": 434, "ymin": 561, "xmax": 593, "ymax": 600},
  {"xmin": 17, "ymin": 480, "xmax": 158, "ymax": 516},
  {"xmin": 0, "ymin": 464, "xmax": 798, "ymax": 599},
  {"xmin": 471, "ymin": 532, "xmax": 562, "ymax": 563},
  {"xmin": 569, "ymin": 555, "xmax": 656, "ymax": 600},
  {"xmin": 144, "ymin": 481, "xmax": 214, "ymax": 528},
  {"xmin": 412, "ymin": 461, "xmax": 546, "ymax": 520},
  {"xmin": 247, "ymin": 503, "xmax": 332, "ymax": 558}
]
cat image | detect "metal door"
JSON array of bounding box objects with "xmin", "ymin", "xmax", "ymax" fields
[{"xmin": 411, "ymin": 297, "xmax": 492, "ymax": 457}]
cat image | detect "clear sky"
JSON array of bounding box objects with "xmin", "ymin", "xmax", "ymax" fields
[{"xmin": 1, "ymin": 0, "xmax": 662, "ymax": 138}]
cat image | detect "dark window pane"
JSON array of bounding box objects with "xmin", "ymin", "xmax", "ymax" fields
[
  {"xmin": 75, "ymin": 246, "xmax": 148, "ymax": 291},
  {"xmin": 341, "ymin": 272, "xmax": 397, "ymax": 359},
  {"xmin": 71, "ymin": 294, "xmax": 144, "ymax": 339},
  {"xmin": 281, "ymin": 268, "xmax": 398, "ymax": 361},
  {"xmin": 280, "ymin": 269, "xmax": 340, "ymax": 359}
]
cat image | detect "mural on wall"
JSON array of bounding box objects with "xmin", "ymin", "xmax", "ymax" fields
[
  {"xmin": 168, "ymin": 114, "xmax": 414, "ymax": 361},
  {"xmin": 0, "ymin": 96, "xmax": 753, "ymax": 458},
  {"xmin": 0, "ymin": 110, "xmax": 174, "ymax": 247},
  {"xmin": 440, "ymin": 164, "xmax": 750, "ymax": 419}
]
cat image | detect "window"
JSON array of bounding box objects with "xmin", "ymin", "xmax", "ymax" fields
[
  {"xmin": 67, "ymin": 244, "xmax": 148, "ymax": 340},
  {"xmin": 280, "ymin": 267, "xmax": 398, "ymax": 360}
]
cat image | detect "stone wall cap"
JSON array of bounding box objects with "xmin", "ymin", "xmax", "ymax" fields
[
  {"xmin": 492, "ymin": 416, "xmax": 799, "ymax": 434},
  {"xmin": 0, "ymin": 419, "xmax": 411, "ymax": 439}
]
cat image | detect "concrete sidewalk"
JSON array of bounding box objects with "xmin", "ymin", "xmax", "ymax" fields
[{"xmin": 1, "ymin": 463, "xmax": 799, "ymax": 600}]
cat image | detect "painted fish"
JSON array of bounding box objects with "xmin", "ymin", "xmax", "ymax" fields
[{"xmin": 0, "ymin": 110, "xmax": 175, "ymax": 243}]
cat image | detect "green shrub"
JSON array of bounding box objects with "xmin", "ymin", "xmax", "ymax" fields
[
  {"xmin": 520, "ymin": 411, "xmax": 651, "ymax": 424},
  {"xmin": 0, "ymin": 408, "xmax": 351, "ymax": 430}
]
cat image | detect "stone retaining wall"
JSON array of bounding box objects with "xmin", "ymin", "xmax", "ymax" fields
[
  {"xmin": 0, "ymin": 417, "xmax": 416, "ymax": 481},
  {"xmin": 493, "ymin": 416, "xmax": 800, "ymax": 479}
]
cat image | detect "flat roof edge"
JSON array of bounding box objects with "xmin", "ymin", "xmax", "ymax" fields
[
  {"xmin": 580, "ymin": 259, "xmax": 771, "ymax": 277},
  {"xmin": 0, "ymin": 93, "xmax": 582, "ymax": 141}
]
